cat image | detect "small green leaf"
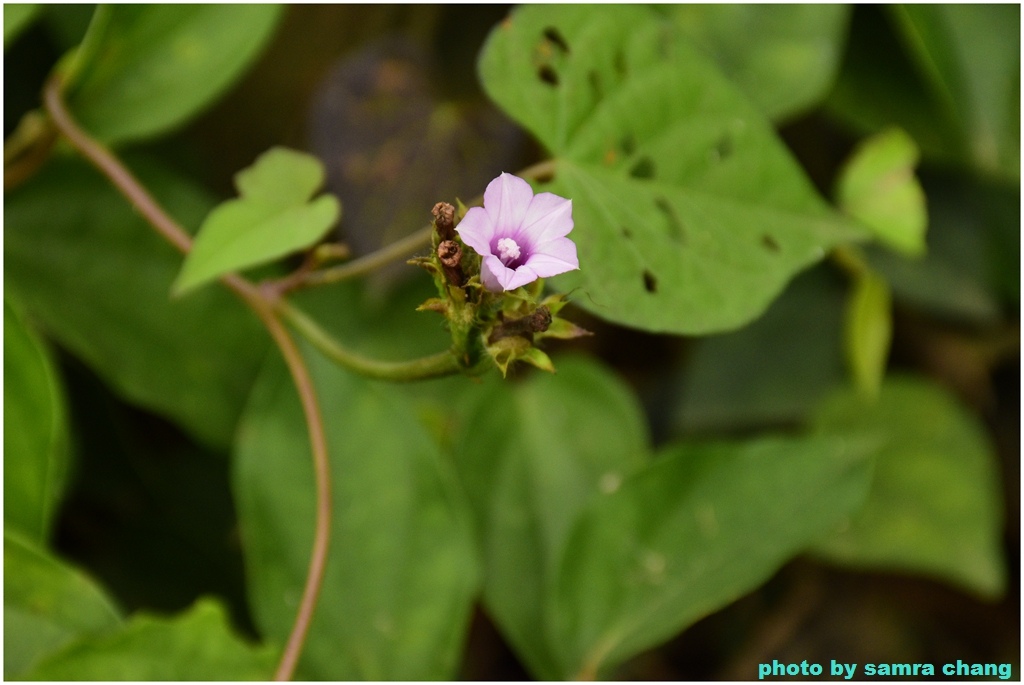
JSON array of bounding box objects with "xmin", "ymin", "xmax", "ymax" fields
[
  {"xmin": 234, "ymin": 346, "xmax": 478, "ymax": 680},
  {"xmin": 668, "ymin": 5, "xmax": 850, "ymax": 121},
  {"xmin": 551, "ymin": 435, "xmax": 874, "ymax": 678},
  {"xmin": 837, "ymin": 127, "xmax": 927, "ymax": 257},
  {"xmin": 5, "ymin": 156, "xmax": 268, "ymax": 448},
  {"xmin": 452, "ymin": 356, "xmax": 651, "ymax": 679},
  {"xmin": 4, "ymin": 302, "xmax": 69, "ymax": 542},
  {"xmin": 479, "ymin": 5, "xmax": 864, "ymax": 334},
  {"xmin": 4, "ymin": 4, "xmax": 40, "ymax": 49},
  {"xmin": 811, "ymin": 377, "xmax": 1006, "ymax": 599},
  {"xmin": 4, "ymin": 529, "xmax": 122, "ymax": 678},
  {"xmin": 174, "ymin": 148, "xmax": 341, "ymax": 294},
  {"xmin": 67, "ymin": 5, "xmax": 283, "ymax": 145},
  {"xmin": 843, "ymin": 269, "xmax": 892, "ymax": 399},
  {"xmin": 25, "ymin": 598, "xmax": 275, "ymax": 680}
]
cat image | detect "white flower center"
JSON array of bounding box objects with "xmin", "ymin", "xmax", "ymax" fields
[{"xmin": 496, "ymin": 237, "xmax": 521, "ymax": 266}]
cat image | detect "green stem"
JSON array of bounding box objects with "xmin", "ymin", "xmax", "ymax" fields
[
  {"xmin": 272, "ymin": 157, "xmax": 558, "ymax": 294},
  {"xmin": 275, "ymin": 299, "xmax": 462, "ymax": 381},
  {"xmin": 291, "ymin": 224, "xmax": 435, "ymax": 291}
]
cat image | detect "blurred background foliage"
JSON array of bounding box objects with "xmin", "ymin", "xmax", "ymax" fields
[{"xmin": 4, "ymin": 4, "xmax": 1019, "ymax": 680}]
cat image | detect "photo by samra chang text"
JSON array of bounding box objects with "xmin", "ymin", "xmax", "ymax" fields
[{"xmin": 758, "ymin": 659, "xmax": 1014, "ymax": 680}]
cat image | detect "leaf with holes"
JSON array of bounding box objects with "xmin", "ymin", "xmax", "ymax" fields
[
  {"xmin": 479, "ymin": 5, "xmax": 865, "ymax": 334},
  {"xmin": 174, "ymin": 148, "xmax": 341, "ymax": 295}
]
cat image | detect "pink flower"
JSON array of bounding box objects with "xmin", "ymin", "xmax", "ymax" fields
[{"xmin": 456, "ymin": 173, "xmax": 578, "ymax": 292}]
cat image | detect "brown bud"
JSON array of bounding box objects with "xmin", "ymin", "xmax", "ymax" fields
[
  {"xmin": 432, "ymin": 202, "xmax": 456, "ymax": 241},
  {"xmin": 437, "ymin": 239, "xmax": 464, "ymax": 287},
  {"xmin": 488, "ymin": 306, "xmax": 553, "ymax": 344}
]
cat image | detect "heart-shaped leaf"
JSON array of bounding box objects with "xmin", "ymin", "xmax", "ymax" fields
[
  {"xmin": 451, "ymin": 356, "xmax": 650, "ymax": 678},
  {"xmin": 479, "ymin": 5, "xmax": 864, "ymax": 334},
  {"xmin": 451, "ymin": 355, "xmax": 873, "ymax": 678},
  {"xmin": 175, "ymin": 148, "xmax": 341, "ymax": 294},
  {"xmin": 811, "ymin": 377, "xmax": 1006, "ymax": 598},
  {"xmin": 837, "ymin": 127, "xmax": 927, "ymax": 257}
]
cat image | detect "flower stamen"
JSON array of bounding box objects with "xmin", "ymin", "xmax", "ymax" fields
[{"xmin": 496, "ymin": 237, "xmax": 521, "ymax": 266}]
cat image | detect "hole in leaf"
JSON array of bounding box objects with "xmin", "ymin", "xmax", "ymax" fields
[
  {"xmin": 643, "ymin": 270, "xmax": 658, "ymax": 293},
  {"xmin": 622, "ymin": 226, "xmax": 633, "ymax": 239},
  {"xmin": 762, "ymin": 234, "xmax": 780, "ymax": 252},
  {"xmin": 713, "ymin": 135, "xmax": 734, "ymax": 162},
  {"xmin": 588, "ymin": 70, "xmax": 604, "ymax": 103},
  {"xmin": 629, "ymin": 156, "xmax": 656, "ymax": 179},
  {"xmin": 538, "ymin": 65, "xmax": 559, "ymax": 87},
  {"xmin": 620, "ymin": 133, "xmax": 636, "ymax": 156},
  {"xmin": 614, "ymin": 50, "xmax": 628, "ymax": 78},
  {"xmin": 542, "ymin": 27, "xmax": 571, "ymax": 55},
  {"xmin": 532, "ymin": 168, "xmax": 555, "ymax": 184},
  {"xmin": 654, "ymin": 196, "xmax": 685, "ymax": 243}
]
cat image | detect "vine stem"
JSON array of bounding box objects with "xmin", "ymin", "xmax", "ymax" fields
[
  {"xmin": 43, "ymin": 74, "xmax": 330, "ymax": 682},
  {"xmin": 270, "ymin": 158, "xmax": 560, "ymax": 294}
]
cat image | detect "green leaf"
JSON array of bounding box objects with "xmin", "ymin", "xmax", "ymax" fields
[
  {"xmin": 479, "ymin": 5, "xmax": 864, "ymax": 334},
  {"xmin": 843, "ymin": 269, "xmax": 892, "ymax": 400},
  {"xmin": 25, "ymin": 598, "xmax": 275, "ymax": 680},
  {"xmin": 836, "ymin": 128, "xmax": 928, "ymax": 257},
  {"xmin": 451, "ymin": 356, "xmax": 650, "ymax": 679},
  {"xmin": 811, "ymin": 377, "xmax": 1006, "ymax": 599},
  {"xmin": 864, "ymin": 173, "xmax": 1006, "ymax": 326},
  {"xmin": 551, "ymin": 435, "xmax": 874, "ymax": 678},
  {"xmin": 67, "ymin": 5, "xmax": 283, "ymax": 145},
  {"xmin": 175, "ymin": 148, "xmax": 341, "ymax": 294},
  {"xmin": 4, "ymin": 3, "xmax": 40, "ymax": 49},
  {"xmin": 893, "ymin": 5, "xmax": 1020, "ymax": 178},
  {"xmin": 668, "ymin": 5, "xmax": 850, "ymax": 121},
  {"xmin": 828, "ymin": 6, "xmax": 1019, "ymax": 179},
  {"xmin": 4, "ymin": 529, "xmax": 122, "ymax": 678},
  {"xmin": 673, "ymin": 267, "xmax": 846, "ymax": 434},
  {"xmin": 234, "ymin": 347, "xmax": 478, "ymax": 680},
  {"xmin": 5, "ymin": 156, "xmax": 268, "ymax": 448},
  {"xmin": 4, "ymin": 302, "xmax": 69, "ymax": 542}
]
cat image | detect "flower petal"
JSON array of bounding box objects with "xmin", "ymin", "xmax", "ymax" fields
[
  {"xmin": 520, "ymin": 194, "xmax": 573, "ymax": 246},
  {"xmin": 455, "ymin": 206, "xmax": 495, "ymax": 257},
  {"xmin": 481, "ymin": 255, "xmax": 514, "ymax": 292},
  {"xmin": 505, "ymin": 264, "xmax": 543, "ymax": 290},
  {"xmin": 484, "ymin": 173, "xmax": 534, "ymax": 237},
  {"xmin": 524, "ymin": 244, "xmax": 581, "ymax": 278}
]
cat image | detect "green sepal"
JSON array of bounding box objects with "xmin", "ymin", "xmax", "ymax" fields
[{"xmin": 520, "ymin": 347, "xmax": 555, "ymax": 373}]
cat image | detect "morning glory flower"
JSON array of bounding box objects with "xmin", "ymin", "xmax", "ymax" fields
[{"xmin": 456, "ymin": 173, "xmax": 578, "ymax": 292}]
